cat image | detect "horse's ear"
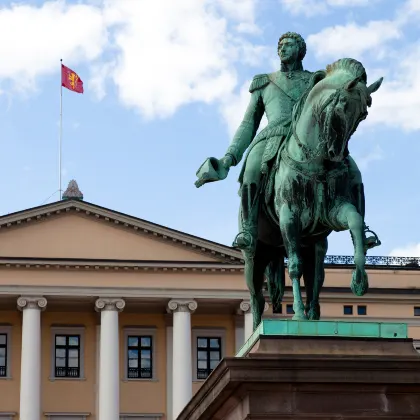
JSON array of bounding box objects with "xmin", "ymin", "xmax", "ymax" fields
[
  {"xmin": 367, "ymin": 77, "xmax": 383, "ymax": 94},
  {"xmin": 345, "ymin": 76, "xmax": 361, "ymax": 91},
  {"xmin": 309, "ymin": 70, "xmax": 326, "ymax": 89}
]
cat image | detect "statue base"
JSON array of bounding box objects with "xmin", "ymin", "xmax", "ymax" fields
[{"xmin": 177, "ymin": 319, "xmax": 420, "ymax": 420}]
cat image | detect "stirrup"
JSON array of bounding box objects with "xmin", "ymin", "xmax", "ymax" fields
[
  {"xmin": 232, "ymin": 230, "xmax": 254, "ymax": 250},
  {"xmin": 364, "ymin": 225, "xmax": 381, "ymax": 250}
]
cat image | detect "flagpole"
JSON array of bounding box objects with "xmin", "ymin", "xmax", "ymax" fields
[{"xmin": 59, "ymin": 59, "xmax": 63, "ymax": 200}]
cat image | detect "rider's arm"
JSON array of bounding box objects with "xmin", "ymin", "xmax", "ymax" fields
[{"xmin": 224, "ymin": 75, "xmax": 268, "ymax": 166}]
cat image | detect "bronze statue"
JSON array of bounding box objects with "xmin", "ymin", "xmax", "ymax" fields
[{"xmin": 196, "ymin": 32, "xmax": 382, "ymax": 329}]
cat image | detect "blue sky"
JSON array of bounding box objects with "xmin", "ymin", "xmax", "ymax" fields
[{"xmin": 0, "ymin": 0, "xmax": 418, "ymax": 257}]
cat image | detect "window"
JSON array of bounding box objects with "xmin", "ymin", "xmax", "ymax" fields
[
  {"xmin": 286, "ymin": 304, "xmax": 294, "ymax": 314},
  {"xmin": 0, "ymin": 327, "xmax": 11, "ymax": 378},
  {"xmin": 127, "ymin": 335, "xmax": 152, "ymax": 379},
  {"xmin": 55, "ymin": 335, "xmax": 80, "ymax": 378},
  {"xmin": 343, "ymin": 305, "xmax": 353, "ymax": 315},
  {"xmin": 192, "ymin": 328, "xmax": 225, "ymax": 381},
  {"xmin": 0, "ymin": 333, "xmax": 7, "ymax": 377},
  {"xmin": 414, "ymin": 307, "xmax": 420, "ymax": 316},
  {"xmin": 123, "ymin": 328, "xmax": 157, "ymax": 381},
  {"xmin": 50, "ymin": 326, "xmax": 85, "ymax": 380},
  {"xmin": 196, "ymin": 337, "xmax": 221, "ymax": 380},
  {"xmin": 357, "ymin": 305, "xmax": 367, "ymax": 316}
]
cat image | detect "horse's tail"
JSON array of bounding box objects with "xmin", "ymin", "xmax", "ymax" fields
[{"xmin": 265, "ymin": 254, "xmax": 285, "ymax": 313}]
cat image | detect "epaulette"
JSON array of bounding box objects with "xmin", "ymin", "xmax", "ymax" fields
[{"xmin": 249, "ymin": 74, "xmax": 270, "ymax": 93}]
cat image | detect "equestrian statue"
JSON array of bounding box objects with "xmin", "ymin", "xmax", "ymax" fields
[{"xmin": 195, "ymin": 32, "xmax": 383, "ymax": 331}]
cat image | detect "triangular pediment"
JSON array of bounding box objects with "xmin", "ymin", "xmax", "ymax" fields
[{"xmin": 0, "ymin": 200, "xmax": 242, "ymax": 264}]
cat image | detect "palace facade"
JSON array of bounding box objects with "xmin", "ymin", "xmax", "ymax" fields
[{"xmin": 0, "ymin": 184, "xmax": 419, "ymax": 420}]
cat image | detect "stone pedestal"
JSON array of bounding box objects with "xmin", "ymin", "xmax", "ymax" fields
[{"xmin": 177, "ymin": 320, "xmax": 420, "ymax": 420}]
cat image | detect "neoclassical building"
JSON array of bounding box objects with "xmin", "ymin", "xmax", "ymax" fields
[{"xmin": 0, "ymin": 182, "xmax": 419, "ymax": 420}]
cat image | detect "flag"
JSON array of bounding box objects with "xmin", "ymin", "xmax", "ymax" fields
[{"xmin": 61, "ymin": 64, "xmax": 84, "ymax": 93}]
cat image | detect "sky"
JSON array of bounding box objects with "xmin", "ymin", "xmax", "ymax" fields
[{"xmin": 0, "ymin": 0, "xmax": 419, "ymax": 257}]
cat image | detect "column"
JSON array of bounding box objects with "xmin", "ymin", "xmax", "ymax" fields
[
  {"xmin": 17, "ymin": 296, "xmax": 47, "ymax": 420},
  {"xmin": 167, "ymin": 299, "xmax": 197, "ymax": 419},
  {"xmin": 95, "ymin": 298, "xmax": 125, "ymax": 420},
  {"xmin": 239, "ymin": 300, "xmax": 253, "ymax": 343},
  {"xmin": 238, "ymin": 300, "xmax": 270, "ymax": 346}
]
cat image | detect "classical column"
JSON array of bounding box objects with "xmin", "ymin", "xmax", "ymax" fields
[
  {"xmin": 239, "ymin": 300, "xmax": 253, "ymax": 342},
  {"xmin": 167, "ymin": 299, "xmax": 197, "ymax": 419},
  {"xmin": 239, "ymin": 300, "xmax": 270, "ymax": 346},
  {"xmin": 95, "ymin": 298, "xmax": 125, "ymax": 420},
  {"xmin": 17, "ymin": 296, "xmax": 47, "ymax": 420}
]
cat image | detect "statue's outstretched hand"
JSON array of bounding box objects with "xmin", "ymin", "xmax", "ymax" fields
[{"xmin": 194, "ymin": 155, "xmax": 233, "ymax": 188}]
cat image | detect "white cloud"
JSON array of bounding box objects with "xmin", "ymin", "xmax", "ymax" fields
[
  {"xmin": 389, "ymin": 243, "xmax": 420, "ymax": 257},
  {"xmin": 95, "ymin": 0, "xmax": 263, "ymax": 119},
  {"xmin": 305, "ymin": 0, "xmax": 420, "ymax": 132},
  {"xmin": 0, "ymin": 0, "xmax": 265, "ymax": 124},
  {"xmin": 280, "ymin": 0, "xmax": 377, "ymax": 17},
  {"xmin": 307, "ymin": 20, "xmax": 402, "ymax": 61},
  {"xmin": 0, "ymin": 1, "xmax": 108, "ymax": 92}
]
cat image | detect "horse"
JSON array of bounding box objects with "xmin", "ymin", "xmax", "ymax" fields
[{"xmin": 239, "ymin": 58, "xmax": 383, "ymax": 328}]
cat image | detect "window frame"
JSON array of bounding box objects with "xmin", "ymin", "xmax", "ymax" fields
[
  {"xmin": 414, "ymin": 307, "xmax": 420, "ymax": 317},
  {"xmin": 357, "ymin": 305, "xmax": 367, "ymax": 316},
  {"xmin": 123, "ymin": 327, "xmax": 157, "ymax": 381},
  {"xmin": 192, "ymin": 328, "xmax": 225, "ymax": 382},
  {"xmin": 343, "ymin": 305, "xmax": 353, "ymax": 315},
  {"xmin": 0, "ymin": 326, "xmax": 12, "ymax": 379},
  {"xmin": 286, "ymin": 304, "xmax": 294, "ymax": 315},
  {"xmin": 49, "ymin": 327, "xmax": 85, "ymax": 381}
]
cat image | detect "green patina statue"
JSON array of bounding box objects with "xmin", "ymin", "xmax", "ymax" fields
[{"xmin": 195, "ymin": 32, "xmax": 383, "ymax": 329}]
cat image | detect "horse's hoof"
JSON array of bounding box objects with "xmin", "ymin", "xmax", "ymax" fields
[
  {"xmin": 292, "ymin": 313, "xmax": 307, "ymax": 321},
  {"xmin": 307, "ymin": 304, "xmax": 320, "ymax": 320},
  {"xmin": 351, "ymin": 268, "xmax": 369, "ymax": 296}
]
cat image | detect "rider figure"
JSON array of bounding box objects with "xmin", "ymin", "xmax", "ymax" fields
[{"xmin": 219, "ymin": 32, "xmax": 312, "ymax": 253}]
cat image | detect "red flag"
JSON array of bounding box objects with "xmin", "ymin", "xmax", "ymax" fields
[{"xmin": 61, "ymin": 64, "xmax": 83, "ymax": 93}]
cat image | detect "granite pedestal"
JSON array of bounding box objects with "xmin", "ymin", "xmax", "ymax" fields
[{"xmin": 177, "ymin": 320, "xmax": 420, "ymax": 420}]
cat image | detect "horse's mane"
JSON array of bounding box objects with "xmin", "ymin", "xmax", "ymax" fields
[{"xmin": 326, "ymin": 58, "xmax": 367, "ymax": 83}]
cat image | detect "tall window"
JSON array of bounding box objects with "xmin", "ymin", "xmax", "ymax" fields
[
  {"xmin": 0, "ymin": 334, "xmax": 6, "ymax": 377},
  {"xmin": 55, "ymin": 335, "xmax": 80, "ymax": 378},
  {"xmin": 197, "ymin": 337, "xmax": 221, "ymax": 379},
  {"xmin": 127, "ymin": 335, "xmax": 152, "ymax": 379}
]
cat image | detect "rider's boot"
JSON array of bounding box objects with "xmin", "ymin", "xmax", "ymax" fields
[
  {"xmin": 233, "ymin": 183, "xmax": 259, "ymax": 254},
  {"xmin": 351, "ymin": 183, "xmax": 381, "ymax": 252}
]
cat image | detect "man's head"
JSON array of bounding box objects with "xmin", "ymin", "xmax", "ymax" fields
[{"xmin": 277, "ymin": 32, "xmax": 306, "ymax": 65}]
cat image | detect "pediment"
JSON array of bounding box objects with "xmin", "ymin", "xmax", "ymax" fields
[{"xmin": 0, "ymin": 200, "xmax": 242, "ymax": 264}]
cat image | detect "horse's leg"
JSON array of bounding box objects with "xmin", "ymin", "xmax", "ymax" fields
[
  {"xmin": 301, "ymin": 245, "xmax": 315, "ymax": 317},
  {"xmin": 308, "ymin": 238, "xmax": 328, "ymax": 320},
  {"xmin": 279, "ymin": 204, "xmax": 306, "ymax": 320},
  {"xmin": 265, "ymin": 249, "xmax": 285, "ymax": 314},
  {"xmin": 334, "ymin": 203, "xmax": 368, "ymax": 296}
]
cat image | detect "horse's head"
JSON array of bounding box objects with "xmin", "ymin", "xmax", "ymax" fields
[{"xmin": 303, "ymin": 58, "xmax": 383, "ymax": 162}]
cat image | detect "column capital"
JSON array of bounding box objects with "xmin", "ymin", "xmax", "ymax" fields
[
  {"xmin": 238, "ymin": 300, "xmax": 269, "ymax": 314},
  {"xmin": 95, "ymin": 298, "xmax": 125, "ymax": 312},
  {"xmin": 238, "ymin": 300, "xmax": 251, "ymax": 314},
  {"xmin": 167, "ymin": 299, "xmax": 197, "ymax": 314},
  {"xmin": 17, "ymin": 296, "xmax": 47, "ymax": 311}
]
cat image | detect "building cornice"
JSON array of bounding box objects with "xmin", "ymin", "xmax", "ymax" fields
[
  {"xmin": 0, "ymin": 200, "xmax": 243, "ymax": 264},
  {"xmin": 0, "ymin": 285, "xmax": 419, "ymax": 303},
  {"xmin": 0, "ymin": 257, "xmax": 244, "ymax": 273}
]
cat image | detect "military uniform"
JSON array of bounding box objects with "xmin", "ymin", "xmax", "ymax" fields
[{"xmin": 225, "ymin": 69, "xmax": 313, "ymax": 251}]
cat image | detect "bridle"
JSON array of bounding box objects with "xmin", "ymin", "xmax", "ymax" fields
[{"xmin": 288, "ymin": 81, "xmax": 369, "ymax": 164}]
